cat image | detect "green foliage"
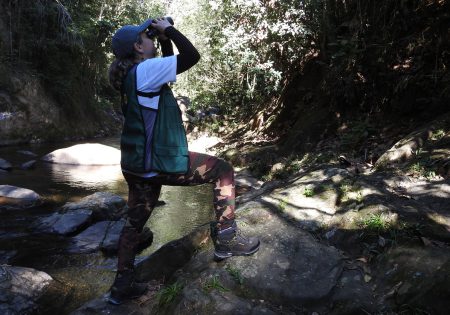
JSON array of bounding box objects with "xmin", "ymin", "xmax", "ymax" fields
[
  {"xmin": 157, "ymin": 282, "xmax": 184, "ymax": 305},
  {"xmin": 0, "ymin": 0, "xmax": 165, "ymax": 117},
  {"xmin": 359, "ymin": 213, "xmax": 392, "ymax": 232},
  {"xmin": 203, "ymin": 275, "xmax": 229, "ymax": 292},
  {"xmin": 430, "ymin": 129, "xmax": 445, "ymax": 141},
  {"xmin": 226, "ymin": 266, "xmax": 243, "ymax": 285},
  {"xmin": 339, "ymin": 120, "xmax": 377, "ymax": 150},
  {"xmin": 303, "ymin": 187, "xmax": 315, "ymax": 197},
  {"xmin": 169, "ymin": 0, "xmax": 312, "ymax": 115}
]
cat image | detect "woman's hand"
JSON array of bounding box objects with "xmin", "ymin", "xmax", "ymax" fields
[{"xmin": 151, "ymin": 18, "xmax": 172, "ymax": 41}]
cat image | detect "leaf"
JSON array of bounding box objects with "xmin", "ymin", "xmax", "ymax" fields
[{"xmin": 364, "ymin": 275, "xmax": 372, "ymax": 282}]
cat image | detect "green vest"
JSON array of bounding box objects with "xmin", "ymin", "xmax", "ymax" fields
[{"xmin": 120, "ymin": 65, "xmax": 189, "ymax": 174}]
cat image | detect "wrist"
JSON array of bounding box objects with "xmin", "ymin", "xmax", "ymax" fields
[{"xmin": 164, "ymin": 26, "xmax": 176, "ymax": 37}]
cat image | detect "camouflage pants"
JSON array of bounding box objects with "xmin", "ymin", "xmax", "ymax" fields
[{"xmin": 117, "ymin": 151, "xmax": 235, "ymax": 271}]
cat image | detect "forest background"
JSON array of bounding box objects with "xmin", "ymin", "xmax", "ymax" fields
[{"xmin": 0, "ymin": 0, "xmax": 448, "ymax": 159}]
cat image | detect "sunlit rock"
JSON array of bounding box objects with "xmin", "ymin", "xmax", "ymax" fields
[
  {"xmin": 0, "ymin": 265, "xmax": 53, "ymax": 315},
  {"xmin": 42, "ymin": 143, "xmax": 120, "ymax": 165},
  {"xmin": 0, "ymin": 185, "xmax": 40, "ymax": 200},
  {"xmin": 0, "ymin": 185, "xmax": 41, "ymax": 209}
]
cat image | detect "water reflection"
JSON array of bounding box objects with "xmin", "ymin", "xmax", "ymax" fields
[{"xmin": 49, "ymin": 163, "xmax": 123, "ymax": 190}]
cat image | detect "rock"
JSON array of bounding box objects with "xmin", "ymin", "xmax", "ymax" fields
[
  {"xmin": 68, "ymin": 220, "xmax": 125, "ymax": 254},
  {"xmin": 0, "ymin": 250, "xmax": 17, "ymax": 264},
  {"xmin": 135, "ymin": 226, "xmax": 210, "ymax": 282},
  {"xmin": 33, "ymin": 209, "xmax": 93, "ymax": 235},
  {"xmin": 0, "ymin": 185, "xmax": 41, "ymax": 209},
  {"xmin": 41, "ymin": 143, "xmax": 120, "ymax": 165},
  {"xmin": 270, "ymin": 162, "xmax": 285, "ymax": 173},
  {"xmin": 162, "ymin": 203, "xmax": 368, "ymax": 314},
  {"xmin": 0, "ymin": 185, "xmax": 40, "ymax": 200},
  {"xmin": 0, "ymin": 158, "xmax": 12, "ymax": 170},
  {"xmin": 21, "ymin": 160, "xmax": 37, "ymax": 170},
  {"xmin": 17, "ymin": 150, "xmax": 38, "ymax": 157},
  {"xmin": 72, "ymin": 227, "xmax": 210, "ymax": 315},
  {"xmin": 61, "ymin": 192, "xmax": 126, "ymax": 221},
  {"xmin": 235, "ymin": 169, "xmax": 264, "ymax": 190},
  {"xmin": 259, "ymin": 169, "xmax": 339, "ymax": 231},
  {"xmin": 101, "ymin": 220, "xmax": 130, "ymax": 254},
  {"xmin": 0, "ymin": 265, "xmax": 53, "ymax": 315},
  {"xmin": 375, "ymin": 246, "xmax": 450, "ymax": 315}
]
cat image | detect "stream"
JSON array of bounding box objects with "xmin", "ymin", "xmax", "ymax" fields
[{"xmin": 0, "ymin": 136, "xmax": 213, "ymax": 313}]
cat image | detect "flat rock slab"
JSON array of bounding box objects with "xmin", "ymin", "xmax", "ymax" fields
[
  {"xmin": 33, "ymin": 209, "xmax": 93, "ymax": 235},
  {"xmin": 0, "ymin": 265, "xmax": 53, "ymax": 315},
  {"xmin": 41, "ymin": 143, "xmax": 120, "ymax": 165},
  {"xmin": 61, "ymin": 192, "xmax": 126, "ymax": 221},
  {"xmin": 68, "ymin": 220, "xmax": 125, "ymax": 254},
  {"xmin": 259, "ymin": 168, "xmax": 349, "ymax": 231}
]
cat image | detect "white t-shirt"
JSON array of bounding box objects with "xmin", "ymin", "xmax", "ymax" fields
[
  {"xmin": 122, "ymin": 55, "xmax": 177, "ymax": 178},
  {"xmin": 136, "ymin": 55, "xmax": 177, "ymax": 109}
]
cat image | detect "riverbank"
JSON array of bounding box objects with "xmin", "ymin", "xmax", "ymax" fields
[
  {"xmin": 70, "ymin": 120, "xmax": 448, "ymax": 314},
  {"xmin": 1, "ymin": 120, "xmax": 449, "ymax": 314}
]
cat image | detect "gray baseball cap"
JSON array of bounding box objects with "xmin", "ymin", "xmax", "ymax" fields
[{"xmin": 112, "ymin": 19, "xmax": 153, "ymax": 58}]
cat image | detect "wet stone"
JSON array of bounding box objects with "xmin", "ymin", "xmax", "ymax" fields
[
  {"xmin": 21, "ymin": 160, "xmax": 37, "ymax": 170},
  {"xmin": 0, "ymin": 158, "xmax": 12, "ymax": 171},
  {"xmin": 68, "ymin": 221, "xmax": 112, "ymax": 254},
  {"xmin": 33, "ymin": 209, "xmax": 93, "ymax": 235},
  {"xmin": 0, "ymin": 185, "xmax": 40, "ymax": 201},
  {"xmin": 0, "ymin": 185, "xmax": 41, "ymax": 210},
  {"xmin": 68, "ymin": 219, "xmax": 127, "ymax": 254}
]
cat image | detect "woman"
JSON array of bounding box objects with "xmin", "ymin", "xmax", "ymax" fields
[{"xmin": 108, "ymin": 17, "xmax": 260, "ymax": 305}]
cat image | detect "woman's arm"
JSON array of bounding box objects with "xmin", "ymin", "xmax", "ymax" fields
[
  {"xmin": 151, "ymin": 19, "xmax": 200, "ymax": 74},
  {"xmin": 164, "ymin": 26, "xmax": 200, "ymax": 74},
  {"xmin": 159, "ymin": 38, "xmax": 174, "ymax": 57}
]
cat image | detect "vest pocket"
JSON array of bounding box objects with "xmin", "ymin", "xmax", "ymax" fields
[{"xmin": 152, "ymin": 145, "xmax": 189, "ymax": 174}]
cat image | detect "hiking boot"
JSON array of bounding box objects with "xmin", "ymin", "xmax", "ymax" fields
[
  {"xmin": 107, "ymin": 270, "xmax": 148, "ymax": 305},
  {"xmin": 211, "ymin": 221, "xmax": 260, "ymax": 261}
]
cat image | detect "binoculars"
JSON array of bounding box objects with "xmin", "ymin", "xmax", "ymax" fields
[{"xmin": 146, "ymin": 17, "xmax": 174, "ymax": 38}]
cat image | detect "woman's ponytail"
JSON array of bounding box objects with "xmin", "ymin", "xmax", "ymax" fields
[{"xmin": 108, "ymin": 58, "xmax": 136, "ymax": 91}]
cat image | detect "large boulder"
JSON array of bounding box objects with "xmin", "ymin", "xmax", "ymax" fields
[
  {"xmin": 41, "ymin": 143, "xmax": 120, "ymax": 165},
  {"xmin": 0, "ymin": 265, "xmax": 53, "ymax": 315},
  {"xmin": 161, "ymin": 204, "xmax": 367, "ymax": 315}
]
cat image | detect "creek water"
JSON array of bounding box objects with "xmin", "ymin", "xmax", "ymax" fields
[{"xmin": 0, "ymin": 136, "xmax": 213, "ymax": 313}]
